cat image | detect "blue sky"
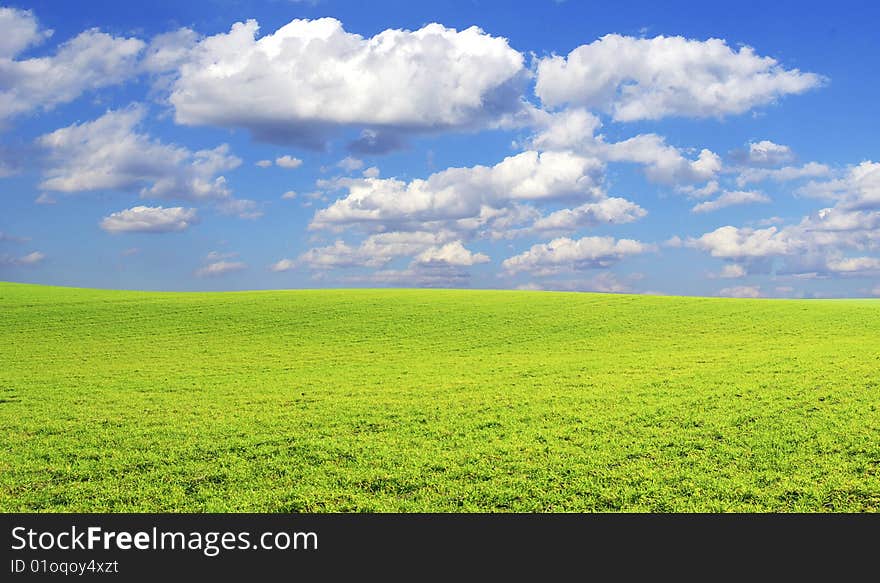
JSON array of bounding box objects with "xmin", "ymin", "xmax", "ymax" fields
[{"xmin": 1, "ymin": 0, "xmax": 879, "ymax": 297}]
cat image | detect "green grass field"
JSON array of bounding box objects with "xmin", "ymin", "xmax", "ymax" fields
[{"xmin": 1, "ymin": 281, "xmax": 878, "ymax": 512}]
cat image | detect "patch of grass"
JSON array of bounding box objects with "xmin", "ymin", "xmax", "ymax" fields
[{"xmin": 1, "ymin": 282, "xmax": 878, "ymax": 511}]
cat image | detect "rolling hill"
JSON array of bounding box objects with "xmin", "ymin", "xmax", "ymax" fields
[{"xmin": 1, "ymin": 282, "xmax": 877, "ymax": 511}]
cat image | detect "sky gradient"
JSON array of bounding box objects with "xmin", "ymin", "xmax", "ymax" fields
[{"xmin": 1, "ymin": 0, "xmax": 879, "ymax": 297}]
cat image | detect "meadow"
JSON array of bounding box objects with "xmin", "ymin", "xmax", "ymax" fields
[{"xmin": 0, "ymin": 281, "xmax": 878, "ymax": 512}]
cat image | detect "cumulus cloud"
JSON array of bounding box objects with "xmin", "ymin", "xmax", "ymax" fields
[
  {"xmin": 502, "ymin": 236, "xmax": 652, "ymax": 276},
  {"xmin": 270, "ymin": 258, "xmax": 297, "ymax": 272},
  {"xmin": 142, "ymin": 28, "xmax": 199, "ymax": 74},
  {"xmin": 678, "ymin": 181, "xmax": 720, "ymax": 199},
  {"xmin": 535, "ymin": 34, "xmax": 823, "ymax": 121},
  {"xmin": 0, "ymin": 7, "xmax": 52, "ymax": 58},
  {"xmin": 524, "ymin": 109, "xmax": 723, "ymax": 190},
  {"xmin": 798, "ymin": 161, "xmax": 880, "ymax": 210},
  {"xmin": 717, "ymin": 264, "xmax": 747, "ymax": 279},
  {"xmin": 337, "ymin": 156, "xmax": 364, "ymax": 172},
  {"xmin": 824, "ymin": 256, "xmax": 880, "ymax": 275},
  {"xmin": 164, "ymin": 18, "xmax": 529, "ymax": 149},
  {"xmin": 195, "ymin": 260, "xmax": 247, "ymax": 277},
  {"xmin": 530, "ymin": 197, "xmax": 646, "ymax": 233},
  {"xmin": 604, "ymin": 134, "xmax": 721, "ymax": 185},
  {"xmin": 295, "ymin": 231, "xmax": 459, "ymax": 270},
  {"xmin": 0, "ymin": 8, "xmax": 144, "ymax": 122},
  {"xmin": 281, "ymin": 190, "xmax": 297, "ymax": 200},
  {"xmin": 287, "ymin": 232, "xmax": 491, "ymax": 286},
  {"xmin": 663, "ymin": 236, "xmax": 684, "ymax": 248},
  {"xmin": 689, "ymin": 225, "xmax": 794, "ymax": 259},
  {"xmin": 297, "ymin": 240, "xmax": 387, "ymax": 269},
  {"xmin": 528, "ymin": 108, "xmax": 602, "ymax": 151},
  {"xmin": 0, "ymin": 250, "xmax": 45, "ymax": 266},
  {"xmin": 689, "ymin": 195, "xmax": 880, "ymax": 279},
  {"xmin": 37, "ymin": 106, "xmax": 257, "ymax": 215},
  {"xmin": 691, "ymin": 190, "xmax": 769, "ymax": 213},
  {"xmin": 738, "ymin": 140, "xmax": 795, "ymax": 167},
  {"xmin": 311, "ymin": 150, "xmax": 606, "ymax": 231},
  {"xmin": 414, "ymin": 241, "xmax": 489, "ymax": 267},
  {"xmin": 100, "ymin": 206, "xmax": 198, "ymax": 233},
  {"xmin": 736, "ymin": 162, "xmax": 830, "ymax": 187},
  {"xmin": 255, "ymin": 159, "xmax": 273, "ymax": 168},
  {"xmin": 275, "ymin": 155, "xmax": 303, "ymax": 169}
]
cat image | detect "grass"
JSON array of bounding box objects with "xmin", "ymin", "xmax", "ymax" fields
[{"xmin": 0, "ymin": 281, "xmax": 878, "ymax": 512}]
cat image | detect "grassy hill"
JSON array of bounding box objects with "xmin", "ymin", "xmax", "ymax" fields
[{"xmin": 1, "ymin": 281, "xmax": 878, "ymax": 511}]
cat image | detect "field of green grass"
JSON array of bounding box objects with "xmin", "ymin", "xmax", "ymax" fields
[{"xmin": 1, "ymin": 281, "xmax": 878, "ymax": 512}]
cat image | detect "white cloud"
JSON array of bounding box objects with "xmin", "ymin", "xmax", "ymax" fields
[
  {"xmin": 535, "ymin": 34, "xmax": 823, "ymax": 121},
  {"xmin": 298, "ymin": 240, "xmax": 383, "ymax": 269},
  {"xmin": 34, "ymin": 193, "xmax": 56, "ymax": 205},
  {"xmin": 195, "ymin": 260, "xmax": 247, "ymax": 277},
  {"xmin": 529, "ymin": 107, "xmax": 601, "ymax": 151},
  {"xmin": 678, "ymin": 181, "xmax": 720, "ymax": 199},
  {"xmin": 502, "ymin": 236, "xmax": 652, "ymax": 276},
  {"xmin": 14, "ymin": 251, "xmax": 44, "ymax": 265},
  {"xmin": 206, "ymin": 251, "xmax": 238, "ymax": 261},
  {"xmin": 717, "ymin": 264, "xmax": 747, "ymax": 279},
  {"xmin": 743, "ymin": 140, "xmax": 795, "ymax": 167},
  {"xmin": 531, "ymin": 197, "xmax": 646, "ymax": 232},
  {"xmin": 311, "ymin": 150, "xmax": 605, "ymax": 231},
  {"xmin": 691, "ymin": 190, "xmax": 769, "ymax": 213},
  {"xmin": 0, "ymin": 250, "xmax": 45, "ymax": 266},
  {"xmin": 337, "ymin": 156, "xmax": 363, "ymax": 172},
  {"xmin": 281, "ymin": 190, "xmax": 297, "ymax": 200},
  {"xmin": 798, "ymin": 161, "xmax": 880, "ymax": 210},
  {"xmin": 825, "ymin": 256, "xmax": 880, "ymax": 274},
  {"xmin": 142, "ymin": 28, "xmax": 199, "ymax": 74},
  {"xmin": 165, "ymin": 18, "xmax": 529, "ymax": 149},
  {"xmin": 802, "ymin": 206, "xmax": 880, "ymax": 233},
  {"xmin": 255, "ymin": 159, "xmax": 272, "ymax": 168},
  {"xmin": 362, "ymin": 166, "xmax": 380, "ymax": 179},
  {"xmin": 100, "ymin": 205, "xmax": 198, "ymax": 233},
  {"xmin": 0, "ymin": 7, "xmax": 52, "ymax": 59},
  {"xmin": 37, "ymin": 106, "xmax": 256, "ymax": 215},
  {"xmin": 689, "ymin": 199, "xmax": 880, "ymax": 279},
  {"xmin": 270, "ymin": 258, "xmax": 297, "ymax": 272},
  {"xmin": 604, "ymin": 134, "xmax": 721, "ymax": 185},
  {"xmin": 414, "ymin": 242, "xmax": 489, "ymax": 267},
  {"xmin": 663, "ymin": 235, "xmax": 683, "ymax": 248},
  {"xmin": 689, "ymin": 226, "xmax": 794, "ymax": 259},
  {"xmin": 297, "ymin": 231, "xmax": 458, "ymax": 270},
  {"xmin": 718, "ymin": 285, "xmax": 761, "ymax": 298},
  {"xmin": 736, "ymin": 162, "xmax": 830, "ymax": 187},
  {"xmin": 0, "ymin": 10, "xmax": 144, "ymax": 121},
  {"xmin": 275, "ymin": 155, "xmax": 303, "ymax": 169}
]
